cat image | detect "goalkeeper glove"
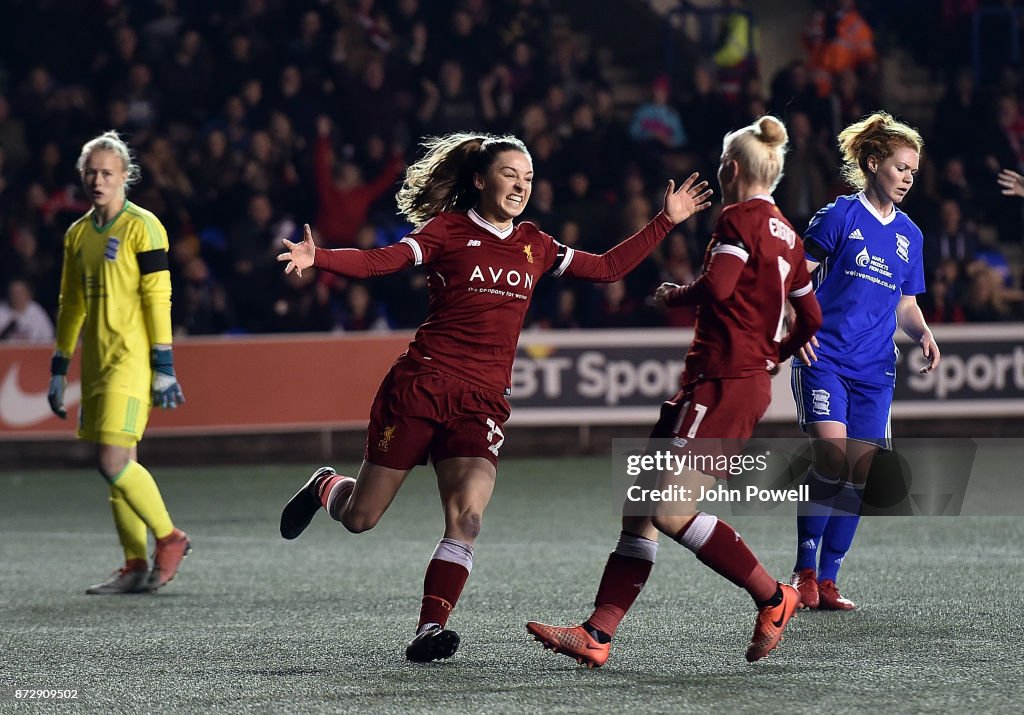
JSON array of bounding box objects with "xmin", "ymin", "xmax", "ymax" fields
[
  {"xmin": 48, "ymin": 354, "xmax": 69, "ymax": 419},
  {"xmin": 151, "ymin": 346, "xmax": 186, "ymax": 409}
]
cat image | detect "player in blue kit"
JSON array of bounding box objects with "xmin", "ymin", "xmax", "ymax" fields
[{"xmin": 789, "ymin": 112, "xmax": 940, "ymax": 610}]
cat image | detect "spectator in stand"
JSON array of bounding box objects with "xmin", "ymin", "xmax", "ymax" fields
[
  {"xmin": 658, "ymin": 230, "xmax": 698, "ymax": 328},
  {"xmin": 920, "ymin": 259, "xmax": 967, "ymax": 324},
  {"xmin": 338, "ymin": 281, "xmax": 391, "ymax": 332},
  {"xmin": 227, "ymin": 194, "xmax": 286, "ymax": 332},
  {"xmin": 275, "ymin": 64, "xmax": 318, "ymax": 137},
  {"xmin": 925, "ymin": 198, "xmax": 979, "ymax": 278},
  {"xmin": 187, "ymin": 129, "xmax": 242, "ymax": 230},
  {"xmin": 982, "ymin": 95, "xmax": 1024, "ymax": 240},
  {"xmin": 561, "ymin": 100, "xmax": 611, "ymax": 192},
  {"xmin": 560, "ymin": 170, "xmax": 612, "ymax": 250},
  {"xmin": 932, "ymin": 69, "xmax": 985, "ymax": 165},
  {"xmin": 1, "ymin": 225, "xmax": 58, "ymax": 311},
  {"xmin": 768, "ymin": 60, "xmax": 829, "ymax": 132},
  {"xmin": 176, "ymin": 255, "xmax": 235, "ymax": 336},
  {"xmin": 0, "ymin": 96, "xmax": 30, "ymax": 181},
  {"xmin": 935, "ymin": 156, "xmax": 974, "ymax": 210},
  {"xmin": 682, "ymin": 65, "xmax": 732, "ymax": 170},
  {"xmin": 962, "ymin": 264, "xmax": 1019, "ymax": 322},
  {"xmin": 479, "ymin": 65, "xmax": 517, "ymax": 132},
  {"xmin": 520, "ymin": 176, "xmax": 560, "ymax": 232},
  {"xmin": 266, "ymin": 257, "xmax": 335, "ymax": 334},
  {"xmin": 629, "ymin": 75, "xmax": 688, "ymax": 177},
  {"xmin": 775, "ymin": 111, "xmax": 836, "ymax": 230},
  {"xmin": 116, "ymin": 63, "xmax": 162, "ymax": 137},
  {"xmin": 713, "ymin": 0, "xmax": 759, "ymax": 104},
  {"xmin": 594, "ymin": 280, "xmax": 641, "ymax": 328},
  {"xmin": 160, "ymin": 29, "xmax": 214, "ymax": 126},
  {"xmin": 339, "ymin": 56, "xmax": 401, "ymax": 148},
  {"xmin": 416, "ymin": 60, "xmax": 483, "ymax": 137},
  {"xmin": 0, "ymin": 278, "xmax": 54, "ymax": 342},
  {"xmin": 312, "ymin": 116, "xmax": 404, "ymax": 248},
  {"xmin": 546, "ymin": 288, "xmax": 583, "ymax": 329},
  {"xmin": 805, "ymin": 0, "xmax": 877, "ymax": 97}
]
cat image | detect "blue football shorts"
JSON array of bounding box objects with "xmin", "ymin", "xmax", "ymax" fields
[{"xmin": 791, "ymin": 362, "xmax": 892, "ymax": 448}]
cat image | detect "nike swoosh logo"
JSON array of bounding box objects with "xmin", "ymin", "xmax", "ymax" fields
[
  {"xmin": 771, "ymin": 611, "xmax": 787, "ymax": 628},
  {"xmin": 584, "ymin": 642, "xmax": 606, "ymax": 650},
  {"xmin": 0, "ymin": 364, "xmax": 82, "ymax": 427}
]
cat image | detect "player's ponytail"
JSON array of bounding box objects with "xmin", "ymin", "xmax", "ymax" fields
[
  {"xmin": 76, "ymin": 131, "xmax": 142, "ymax": 192},
  {"xmin": 397, "ymin": 132, "xmax": 530, "ymax": 226},
  {"xmin": 722, "ymin": 115, "xmax": 789, "ymax": 192},
  {"xmin": 838, "ymin": 112, "xmax": 923, "ymax": 190}
]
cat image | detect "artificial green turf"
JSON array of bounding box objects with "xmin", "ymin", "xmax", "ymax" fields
[{"xmin": 1, "ymin": 458, "xmax": 1022, "ymax": 714}]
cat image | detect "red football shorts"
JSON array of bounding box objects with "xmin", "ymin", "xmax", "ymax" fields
[
  {"xmin": 365, "ymin": 356, "xmax": 512, "ymax": 470},
  {"xmin": 650, "ymin": 373, "xmax": 772, "ymax": 478}
]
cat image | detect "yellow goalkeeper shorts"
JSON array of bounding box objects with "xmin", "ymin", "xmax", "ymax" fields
[{"xmin": 78, "ymin": 392, "xmax": 151, "ymax": 447}]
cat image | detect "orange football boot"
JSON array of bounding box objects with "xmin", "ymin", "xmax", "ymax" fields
[
  {"xmin": 746, "ymin": 583, "xmax": 800, "ymax": 662},
  {"xmin": 526, "ymin": 622, "xmax": 611, "ymax": 668}
]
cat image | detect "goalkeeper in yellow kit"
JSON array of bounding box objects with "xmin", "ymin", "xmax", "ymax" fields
[{"xmin": 48, "ymin": 131, "xmax": 191, "ymax": 594}]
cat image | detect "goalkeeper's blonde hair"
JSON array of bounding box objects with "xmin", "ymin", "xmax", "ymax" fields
[{"xmin": 76, "ymin": 131, "xmax": 142, "ymax": 192}]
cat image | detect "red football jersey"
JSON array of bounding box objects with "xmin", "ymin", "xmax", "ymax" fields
[
  {"xmin": 400, "ymin": 209, "xmax": 565, "ymax": 393},
  {"xmin": 684, "ymin": 197, "xmax": 813, "ymax": 380},
  {"xmin": 312, "ymin": 208, "xmax": 676, "ymax": 393}
]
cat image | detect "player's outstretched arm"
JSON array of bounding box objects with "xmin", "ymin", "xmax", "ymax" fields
[
  {"xmin": 997, "ymin": 168, "xmax": 1024, "ymax": 198},
  {"xmin": 278, "ymin": 223, "xmax": 414, "ymax": 279},
  {"xmin": 561, "ymin": 174, "xmax": 712, "ymax": 283}
]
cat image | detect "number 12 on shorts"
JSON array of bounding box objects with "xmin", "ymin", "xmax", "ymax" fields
[{"xmin": 486, "ymin": 418, "xmax": 505, "ymax": 456}]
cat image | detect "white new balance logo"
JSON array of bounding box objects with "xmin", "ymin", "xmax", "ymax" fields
[
  {"xmin": 467, "ymin": 240, "xmax": 481, "ymax": 247},
  {"xmin": 848, "ymin": 228, "xmax": 865, "ymax": 241}
]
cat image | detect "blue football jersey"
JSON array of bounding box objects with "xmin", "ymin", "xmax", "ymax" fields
[{"xmin": 796, "ymin": 193, "xmax": 925, "ymax": 385}]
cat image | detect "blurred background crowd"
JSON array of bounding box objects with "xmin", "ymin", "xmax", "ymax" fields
[{"xmin": 1, "ymin": 0, "xmax": 1023, "ymax": 342}]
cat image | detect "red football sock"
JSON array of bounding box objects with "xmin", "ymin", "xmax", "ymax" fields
[
  {"xmin": 586, "ymin": 532, "xmax": 658, "ymax": 637},
  {"xmin": 318, "ymin": 474, "xmax": 354, "ymax": 520},
  {"xmin": 677, "ymin": 513, "xmax": 777, "ymax": 603},
  {"xmin": 588, "ymin": 553, "xmax": 654, "ymax": 637},
  {"xmin": 417, "ymin": 538, "xmax": 474, "ymax": 630}
]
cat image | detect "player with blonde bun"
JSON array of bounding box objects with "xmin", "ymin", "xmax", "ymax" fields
[{"xmin": 528, "ymin": 116, "xmax": 823, "ymax": 666}]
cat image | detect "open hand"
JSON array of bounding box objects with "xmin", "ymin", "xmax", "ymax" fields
[
  {"xmin": 997, "ymin": 168, "xmax": 1024, "ymax": 197},
  {"xmin": 663, "ymin": 173, "xmax": 713, "ymax": 224},
  {"xmin": 277, "ymin": 224, "xmax": 316, "ymax": 277}
]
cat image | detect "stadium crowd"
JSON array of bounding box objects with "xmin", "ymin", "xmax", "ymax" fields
[{"xmin": 0, "ymin": 0, "xmax": 1022, "ymax": 341}]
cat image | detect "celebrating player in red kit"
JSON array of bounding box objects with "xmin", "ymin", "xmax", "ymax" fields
[
  {"xmin": 527, "ymin": 115, "xmax": 822, "ymax": 666},
  {"xmin": 277, "ymin": 132, "xmax": 712, "ymax": 662}
]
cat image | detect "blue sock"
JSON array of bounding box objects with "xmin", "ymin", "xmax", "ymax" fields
[
  {"xmin": 794, "ymin": 469, "xmax": 839, "ymax": 571},
  {"xmin": 818, "ymin": 482, "xmax": 865, "ymax": 582}
]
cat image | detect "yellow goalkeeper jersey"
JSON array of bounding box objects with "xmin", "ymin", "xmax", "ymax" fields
[{"xmin": 55, "ymin": 200, "xmax": 173, "ymax": 401}]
